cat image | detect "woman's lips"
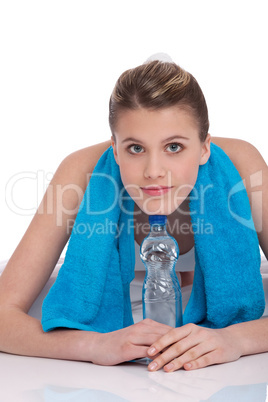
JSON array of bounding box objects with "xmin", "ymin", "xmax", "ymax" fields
[{"xmin": 141, "ymin": 186, "xmax": 173, "ymax": 196}]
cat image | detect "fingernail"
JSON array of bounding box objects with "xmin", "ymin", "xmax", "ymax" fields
[
  {"xmin": 148, "ymin": 347, "xmax": 156, "ymax": 355},
  {"xmin": 148, "ymin": 362, "xmax": 158, "ymax": 371},
  {"xmin": 184, "ymin": 363, "xmax": 192, "ymax": 369},
  {"xmin": 165, "ymin": 363, "xmax": 174, "ymax": 371}
]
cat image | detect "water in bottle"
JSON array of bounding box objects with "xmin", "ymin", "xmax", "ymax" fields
[{"xmin": 140, "ymin": 215, "xmax": 182, "ymax": 327}]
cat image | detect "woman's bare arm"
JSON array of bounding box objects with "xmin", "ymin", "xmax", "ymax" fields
[{"xmin": 0, "ymin": 140, "xmax": 111, "ymax": 358}]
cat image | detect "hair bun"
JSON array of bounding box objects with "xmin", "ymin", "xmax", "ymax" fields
[{"xmin": 144, "ymin": 52, "xmax": 174, "ymax": 64}]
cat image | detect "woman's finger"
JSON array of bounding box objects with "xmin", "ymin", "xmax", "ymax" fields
[
  {"xmin": 163, "ymin": 344, "xmax": 215, "ymax": 372},
  {"xmin": 147, "ymin": 324, "xmax": 195, "ymax": 357},
  {"xmin": 182, "ymin": 349, "xmax": 225, "ymax": 371},
  {"xmin": 148, "ymin": 337, "xmax": 209, "ymax": 371}
]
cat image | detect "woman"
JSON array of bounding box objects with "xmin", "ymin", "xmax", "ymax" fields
[{"xmin": 0, "ymin": 59, "xmax": 267, "ymax": 372}]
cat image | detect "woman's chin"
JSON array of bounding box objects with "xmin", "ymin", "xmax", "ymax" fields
[{"xmin": 135, "ymin": 199, "xmax": 179, "ymax": 216}]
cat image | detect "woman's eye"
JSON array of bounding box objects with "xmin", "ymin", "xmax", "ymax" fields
[
  {"xmin": 166, "ymin": 143, "xmax": 182, "ymax": 153},
  {"xmin": 129, "ymin": 144, "xmax": 144, "ymax": 154}
]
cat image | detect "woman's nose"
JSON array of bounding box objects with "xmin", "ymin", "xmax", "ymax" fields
[{"xmin": 143, "ymin": 156, "xmax": 166, "ymax": 180}]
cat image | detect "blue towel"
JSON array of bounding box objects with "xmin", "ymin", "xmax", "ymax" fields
[{"xmin": 41, "ymin": 144, "xmax": 265, "ymax": 332}]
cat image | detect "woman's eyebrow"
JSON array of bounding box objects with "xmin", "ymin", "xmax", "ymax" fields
[
  {"xmin": 121, "ymin": 135, "xmax": 189, "ymax": 144},
  {"xmin": 163, "ymin": 135, "xmax": 190, "ymax": 142},
  {"xmin": 121, "ymin": 137, "xmax": 141, "ymax": 144}
]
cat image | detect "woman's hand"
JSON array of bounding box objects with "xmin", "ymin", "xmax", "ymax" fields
[
  {"xmin": 146, "ymin": 323, "xmax": 243, "ymax": 372},
  {"xmin": 89, "ymin": 318, "xmax": 171, "ymax": 366}
]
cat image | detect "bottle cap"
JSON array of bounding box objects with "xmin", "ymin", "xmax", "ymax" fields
[{"xmin": 149, "ymin": 215, "xmax": 167, "ymax": 225}]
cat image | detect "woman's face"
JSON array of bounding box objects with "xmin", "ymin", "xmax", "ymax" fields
[{"xmin": 111, "ymin": 107, "xmax": 211, "ymax": 216}]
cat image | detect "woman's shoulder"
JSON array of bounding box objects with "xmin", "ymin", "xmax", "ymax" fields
[
  {"xmin": 55, "ymin": 139, "xmax": 112, "ymax": 191},
  {"xmin": 211, "ymin": 136, "xmax": 267, "ymax": 177},
  {"xmin": 212, "ymin": 136, "xmax": 258, "ymax": 158},
  {"xmin": 61, "ymin": 139, "xmax": 112, "ymax": 173}
]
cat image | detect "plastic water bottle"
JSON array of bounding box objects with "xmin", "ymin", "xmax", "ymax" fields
[{"xmin": 140, "ymin": 215, "xmax": 182, "ymax": 327}]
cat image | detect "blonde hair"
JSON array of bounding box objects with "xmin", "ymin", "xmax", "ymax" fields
[{"xmin": 109, "ymin": 60, "xmax": 209, "ymax": 142}]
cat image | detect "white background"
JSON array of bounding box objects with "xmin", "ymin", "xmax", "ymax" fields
[{"xmin": 0, "ymin": 0, "xmax": 267, "ymax": 261}]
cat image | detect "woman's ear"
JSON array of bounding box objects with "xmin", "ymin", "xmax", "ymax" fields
[
  {"xmin": 111, "ymin": 135, "xmax": 119, "ymax": 165},
  {"xmin": 200, "ymin": 133, "xmax": 211, "ymax": 165}
]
